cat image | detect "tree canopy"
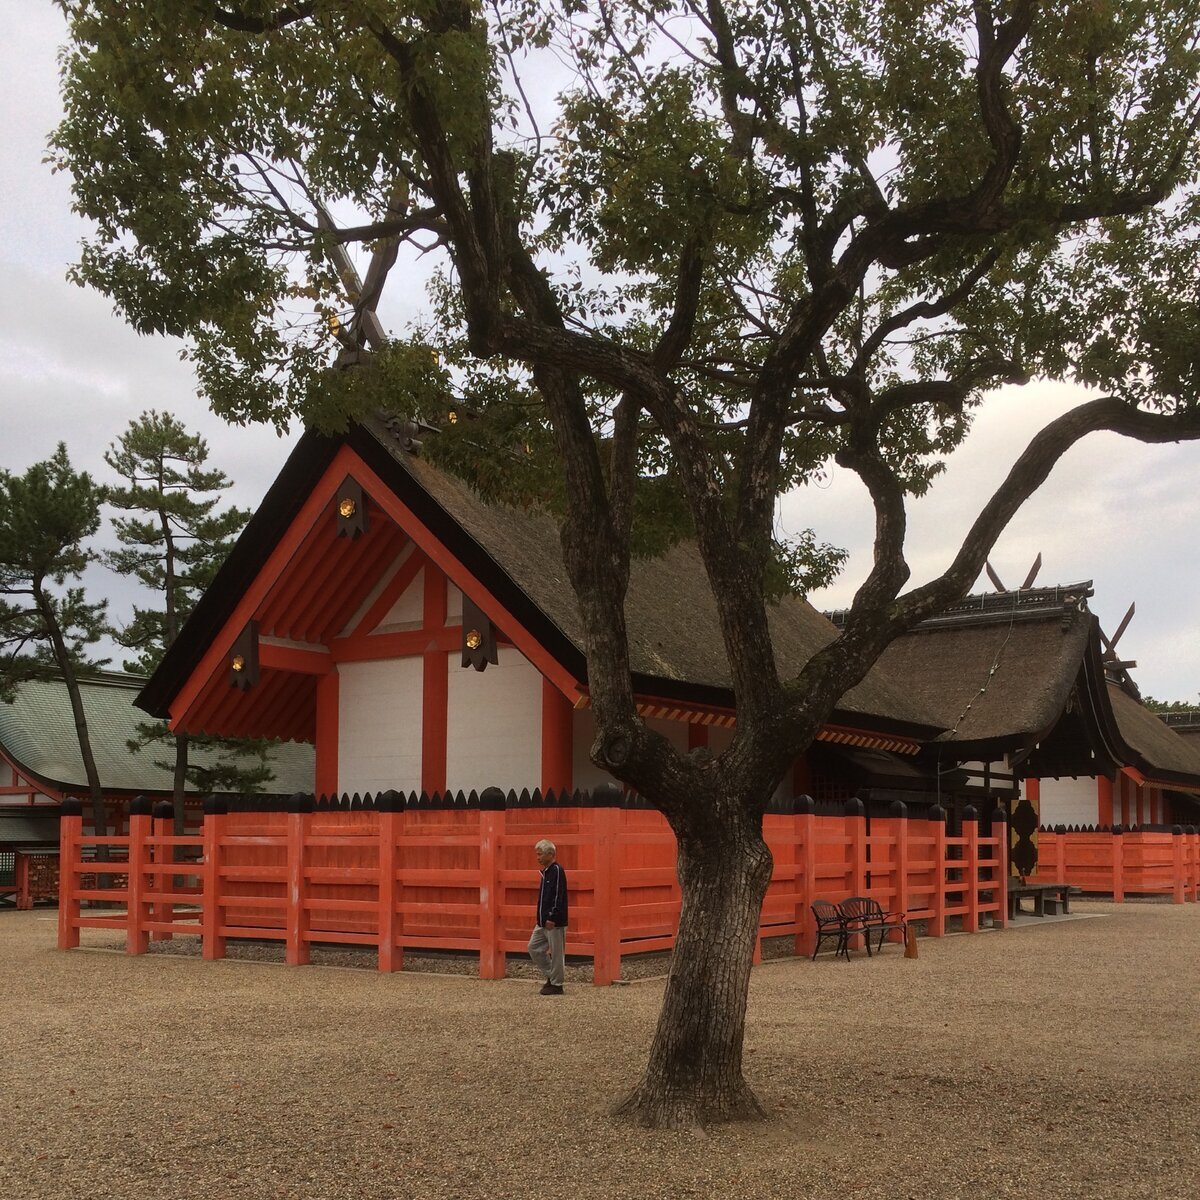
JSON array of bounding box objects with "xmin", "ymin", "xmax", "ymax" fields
[
  {"xmin": 0, "ymin": 443, "xmax": 110, "ymax": 835},
  {"xmin": 53, "ymin": 0, "xmax": 1200, "ymax": 1128}
]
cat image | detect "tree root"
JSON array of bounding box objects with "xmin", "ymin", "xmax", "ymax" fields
[{"xmin": 610, "ymin": 1078, "xmax": 768, "ymax": 1130}]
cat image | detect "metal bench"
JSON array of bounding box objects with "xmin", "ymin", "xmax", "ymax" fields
[
  {"xmin": 810, "ymin": 899, "xmax": 850, "ymax": 961},
  {"xmin": 838, "ymin": 896, "xmax": 908, "ymax": 956}
]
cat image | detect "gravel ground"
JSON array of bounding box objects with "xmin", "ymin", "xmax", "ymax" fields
[{"xmin": 3, "ymin": 901, "xmax": 1198, "ymax": 1199}]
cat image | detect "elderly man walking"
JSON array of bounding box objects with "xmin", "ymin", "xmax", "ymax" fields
[{"xmin": 528, "ymin": 838, "xmax": 568, "ymax": 995}]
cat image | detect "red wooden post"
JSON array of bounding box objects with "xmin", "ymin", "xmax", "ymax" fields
[
  {"xmin": 477, "ymin": 788, "xmax": 505, "ymax": 980},
  {"xmin": 1172, "ymin": 825, "xmax": 1185, "ymax": 905},
  {"xmin": 285, "ymin": 794, "xmax": 312, "ymax": 966},
  {"xmin": 891, "ymin": 800, "xmax": 910, "ymax": 941},
  {"xmin": 845, "ymin": 798, "xmax": 867, "ymax": 951},
  {"xmin": 1111, "ymin": 825, "xmax": 1125, "ymax": 903},
  {"xmin": 126, "ymin": 797, "xmax": 152, "ymax": 956},
  {"xmin": 1097, "ymin": 774, "xmax": 1114, "ymax": 828},
  {"xmin": 1053, "ymin": 827, "xmax": 1067, "ymax": 882},
  {"xmin": 15, "ymin": 852, "xmax": 32, "ymax": 911},
  {"xmin": 57, "ymin": 798, "xmax": 83, "ymax": 949},
  {"xmin": 590, "ymin": 791, "xmax": 622, "ymax": 986},
  {"xmin": 150, "ymin": 801, "xmax": 174, "ymax": 942},
  {"xmin": 992, "ymin": 808, "xmax": 1009, "ymax": 929},
  {"xmin": 794, "ymin": 796, "xmax": 817, "ymax": 958},
  {"xmin": 201, "ymin": 798, "xmax": 227, "ymax": 961},
  {"xmin": 377, "ymin": 791, "xmax": 403, "ymax": 973},
  {"xmin": 929, "ymin": 804, "xmax": 948, "ymax": 937},
  {"xmin": 963, "ymin": 806, "xmax": 980, "ymax": 933}
]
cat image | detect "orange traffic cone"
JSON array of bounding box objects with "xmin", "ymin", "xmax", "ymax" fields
[{"xmin": 903, "ymin": 924, "xmax": 918, "ymax": 959}]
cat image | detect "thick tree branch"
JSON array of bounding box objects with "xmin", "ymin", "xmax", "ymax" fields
[{"xmin": 208, "ymin": 3, "xmax": 315, "ymax": 33}]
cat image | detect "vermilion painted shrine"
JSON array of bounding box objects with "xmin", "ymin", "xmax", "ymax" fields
[{"xmin": 41, "ymin": 416, "xmax": 1200, "ymax": 969}]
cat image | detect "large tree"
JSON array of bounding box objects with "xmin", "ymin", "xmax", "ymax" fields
[
  {"xmin": 0, "ymin": 444, "xmax": 110, "ymax": 842},
  {"xmin": 105, "ymin": 411, "xmax": 276, "ymax": 829},
  {"xmin": 53, "ymin": 1, "xmax": 1200, "ymax": 1127}
]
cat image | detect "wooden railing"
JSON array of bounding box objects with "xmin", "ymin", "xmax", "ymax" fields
[
  {"xmin": 1030, "ymin": 825, "xmax": 1200, "ymax": 902},
  {"xmin": 57, "ymin": 792, "xmax": 1009, "ymax": 983}
]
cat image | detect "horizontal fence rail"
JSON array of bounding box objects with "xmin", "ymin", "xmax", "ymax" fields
[
  {"xmin": 57, "ymin": 791, "xmax": 1011, "ymax": 983},
  {"xmin": 1031, "ymin": 824, "xmax": 1200, "ymax": 903}
]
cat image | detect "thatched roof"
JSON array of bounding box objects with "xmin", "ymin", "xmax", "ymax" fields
[
  {"xmin": 1, "ymin": 671, "xmax": 313, "ymax": 796},
  {"xmin": 366, "ymin": 417, "xmax": 936, "ymax": 730},
  {"xmin": 858, "ymin": 587, "xmax": 1095, "ymax": 750},
  {"xmin": 140, "ymin": 420, "xmax": 940, "ymax": 736},
  {"xmin": 1108, "ymin": 687, "xmax": 1200, "ymax": 784}
]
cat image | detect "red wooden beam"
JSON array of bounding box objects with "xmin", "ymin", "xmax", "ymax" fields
[
  {"xmin": 259, "ymin": 643, "xmax": 334, "ymax": 675},
  {"xmin": 346, "ymin": 544, "xmax": 425, "ymax": 640},
  {"xmin": 339, "ymin": 450, "xmax": 585, "ymax": 705},
  {"xmin": 295, "ymin": 516, "xmax": 403, "ymax": 648},
  {"xmin": 170, "ymin": 445, "xmax": 364, "ymax": 729},
  {"xmin": 331, "ymin": 627, "xmax": 461, "ymax": 662},
  {"xmin": 319, "ymin": 528, "xmax": 417, "ymax": 643}
]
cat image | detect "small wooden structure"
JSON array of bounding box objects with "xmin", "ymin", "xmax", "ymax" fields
[
  {"xmin": 0, "ymin": 808, "xmax": 60, "ymax": 909},
  {"xmin": 840, "ymin": 584, "xmax": 1200, "ymax": 880}
]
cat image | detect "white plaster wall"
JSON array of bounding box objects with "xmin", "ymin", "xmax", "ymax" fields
[
  {"xmin": 446, "ymin": 645, "xmax": 542, "ymax": 792},
  {"xmin": 337, "ymin": 658, "xmax": 423, "ymax": 795},
  {"xmin": 1034, "ymin": 775, "xmax": 1099, "ymax": 827},
  {"xmin": 446, "ymin": 583, "xmax": 463, "ymax": 622},
  {"xmin": 375, "ymin": 567, "xmax": 424, "ymax": 632},
  {"xmin": 572, "ymin": 709, "xmax": 611, "ymax": 793}
]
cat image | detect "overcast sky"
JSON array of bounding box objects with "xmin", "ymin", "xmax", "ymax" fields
[{"xmin": 2, "ymin": 6, "xmax": 1197, "ymax": 703}]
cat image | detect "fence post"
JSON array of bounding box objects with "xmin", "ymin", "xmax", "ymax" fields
[
  {"xmin": 1172, "ymin": 826, "xmax": 1185, "ymax": 905},
  {"xmin": 962, "ymin": 806, "xmax": 980, "ymax": 933},
  {"xmin": 478, "ymin": 788, "xmax": 506, "ymax": 980},
  {"xmin": 376, "ymin": 790, "xmax": 404, "ymax": 973},
  {"xmin": 929, "ymin": 804, "xmax": 947, "ymax": 937},
  {"xmin": 1111, "ymin": 825, "xmax": 1125, "ymax": 903},
  {"xmin": 126, "ymin": 796, "xmax": 151, "ymax": 956},
  {"xmin": 590, "ymin": 786, "xmax": 623, "ymax": 987},
  {"xmin": 890, "ymin": 800, "xmax": 909, "ymax": 942},
  {"xmin": 845, "ymin": 798, "xmax": 867, "ymax": 951},
  {"xmin": 150, "ymin": 801, "xmax": 174, "ymax": 941},
  {"xmin": 201, "ymin": 797, "xmax": 227, "ymax": 961},
  {"xmin": 794, "ymin": 796, "xmax": 816, "ymax": 958},
  {"xmin": 285, "ymin": 793, "xmax": 313, "ymax": 966},
  {"xmin": 991, "ymin": 807, "xmax": 1009, "ymax": 929},
  {"xmin": 57, "ymin": 798, "xmax": 83, "ymax": 949}
]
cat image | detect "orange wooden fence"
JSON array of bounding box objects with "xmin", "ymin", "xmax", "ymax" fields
[
  {"xmin": 1030, "ymin": 825, "xmax": 1200, "ymax": 903},
  {"xmin": 57, "ymin": 792, "xmax": 1009, "ymax": 983}
]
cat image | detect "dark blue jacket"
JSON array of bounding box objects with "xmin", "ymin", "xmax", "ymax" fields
[{"xmin": 537, "ymin": 861, "xmax": 568, "ymax": 928}]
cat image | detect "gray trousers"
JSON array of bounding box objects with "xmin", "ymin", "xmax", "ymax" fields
[{"xmin": 528, "ymin": 924, "xmax": 566, "ymax": 986}]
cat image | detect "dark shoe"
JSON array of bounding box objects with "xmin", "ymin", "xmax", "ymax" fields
[{"xmin": 539, "ymin": 983, "xmax": 564, "ymax": 995}]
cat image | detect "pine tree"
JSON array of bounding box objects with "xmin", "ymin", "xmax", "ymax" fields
[
  {"xmin": 0, "ymin": 444, "xmax": 110, "ymax": 842},
  {"xmin": 104, "ymin": 410, "xmax": 270, "ymax": 830}
]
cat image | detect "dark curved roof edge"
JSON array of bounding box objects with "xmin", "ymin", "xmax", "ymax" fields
[{"xmin": 138, "ymin": 423, "xmax": 938, "ymax": 739}]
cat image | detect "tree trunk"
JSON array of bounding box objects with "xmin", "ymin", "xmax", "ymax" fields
[
  {"xmin": 36, "ymin": 584, "xmax": 108, "ymax": 856},
  {"xmin": 612, "ymin": 806, "xmax": 774, "ymax": 1129}
]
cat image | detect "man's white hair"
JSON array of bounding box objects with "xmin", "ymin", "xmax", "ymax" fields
[{"xmin": 534, "ymin": 838, "xmax": 556, "ymax": 855}]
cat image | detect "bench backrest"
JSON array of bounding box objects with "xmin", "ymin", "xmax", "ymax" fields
[
  {"xmin": 839, "ymin": 896, "xmax": 884, "ymax": 924},
  {"xmin": 811, "ymin": 899, "xmax": 843, "ymax": 928}
]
